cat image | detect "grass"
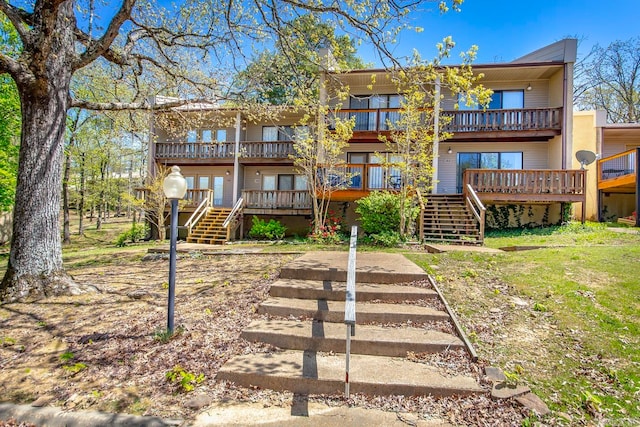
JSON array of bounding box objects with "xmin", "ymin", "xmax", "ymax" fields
[{"xmin": 407, "ymin": 222, "xmax": 640, "ymax": 424}]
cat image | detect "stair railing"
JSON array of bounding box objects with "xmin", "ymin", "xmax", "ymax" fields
[
  {"xmin": 464, "ymin": 184, "xmax": 486, "ymax": 244},
  {"xmin": 222, "ymin": 197, "xmax": 245, "ymax": 242},
  {"xmin": 344, "ymin": 225, "xmax": 357, "ymax": 398},
  {"xmin": 184, "ymin": 190, "xmax": 213, "ymax": 236}
]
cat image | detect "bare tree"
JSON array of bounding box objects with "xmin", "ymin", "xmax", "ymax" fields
[{"xmin": 574, "ymin": 38, "xmax": 640, "ymax": 123}]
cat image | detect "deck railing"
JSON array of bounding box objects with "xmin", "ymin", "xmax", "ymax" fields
[
  {"xmin": 155, "ymin": 142, "xmax": 235, "ymax": 159},
  {"xmin": 155, "ymin": 140, "xmax": 294, "ymax": 160},
  {"xmin": 463, "ymin": 184, "xmax": 486, "ymax": 244},
  {"xmin": 184, "ymin": 189, "xmax": 216, "ymax": 207},
  {"xmin": 320, "ymin": 164, "xmax": 403, "ymax": 191},
  {"xmin": 598, "ymin": 148, "xmax": 638, "ymax": 183},
  {"xmin": 463, "ymin": 169, "xmax": 586, "ymax": 195},
  {"xmin": 242, "ymin": 190, "xmax": 312, "ymax": 209},
  {"xmin": 333, "ymin": 107, "xmax": 562, "ymax": 133},
  {"xmin": 240, "ymin": 141, "xmax": 295, "ymax": 158}
]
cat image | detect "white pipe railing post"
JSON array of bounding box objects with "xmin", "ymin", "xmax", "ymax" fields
[{"xmin": 344, "ymin": 225, "xmax": 357, "ymax": 398}]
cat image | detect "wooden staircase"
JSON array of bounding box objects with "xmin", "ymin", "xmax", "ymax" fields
[
  {"xmin": 420, "ymin": 194, "xmax": 482, "ymax": 244},
  {"xmin": 186, "ymin": 207, "xmax": 231, "ymax": 245}
]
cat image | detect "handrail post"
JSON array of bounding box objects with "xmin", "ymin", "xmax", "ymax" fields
[{"xmin": 344, "ymin": 225, "xmax": 357, "ymax": 398}]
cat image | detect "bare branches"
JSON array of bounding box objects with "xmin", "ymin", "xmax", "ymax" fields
[{"xmin": 74, "ymin": 0, "xmax": 135, "ymax": 70}]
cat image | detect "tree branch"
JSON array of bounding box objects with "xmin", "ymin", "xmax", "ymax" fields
[
  {"xmin": 70, "ymin": 97, "xmax": 218, "ymax": 111},
  {"xmin": 74, "ymin": 0, "xmax": 136, "ymax": 70},
  {"xmin": 0, "ymin": 1, "xmax": 33, "ymax": 45}
]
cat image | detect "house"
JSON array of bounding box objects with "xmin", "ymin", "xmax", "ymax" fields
[{"xmin": 148, "ymin": 39, "xmax": 589, "ymax": 244}]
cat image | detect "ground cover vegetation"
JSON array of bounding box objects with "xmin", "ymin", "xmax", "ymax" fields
[{"xmin": 1, "ymin": 220, "xmax": 638, "ymax": 425}]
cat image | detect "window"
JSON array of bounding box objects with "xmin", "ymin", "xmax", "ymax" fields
[
  {"xmin": 187, "ymin": 130, "xmax": 197, "ymax": 143},
  {"xmin": 184, "ymin": 176, "xmax": 195, "ymax": 190},
  {"xmin": 456, "ymin": 152, "xmax": 523, "ymax": 192},
  {"xmin": 263, "ymin": 126, "xmax": 295, "ymax": 141},
  {"xmin": 198, "ymin": 176, "xmax": 210, "ymax": 190},
  {"xmin": 458, "ymin": 90, "xmax": 524, "ymax": 110},
  {"xmin": 202, "ymin": 130, "xmax": 212, "ymax": 143},
  {"xmin": 278, "ymin": 174, "xmax": 294, "ymax": 191},
  {"xmin": 349, "ymin": 95, "xmax": 404, "ymax": 130}
]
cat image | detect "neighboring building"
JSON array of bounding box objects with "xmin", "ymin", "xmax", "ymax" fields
[
  {"xmin": 149, "ymin": 38, "xmax": 593, "ymax": 244},
  {"xmin": 574, "ymin": 110, "xmax": 639, "ymax": 225}
]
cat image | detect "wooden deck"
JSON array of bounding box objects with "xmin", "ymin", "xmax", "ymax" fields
[
  {"xmin": 155, "ymin": 140, "xmax": 294, "ymax": 163},
  {"xmin": 597, "ymin": 148, "xmax": 638, "ymax": 193},
  {"xmin": 463, "ymin": 169, "xmax": 586, "ymax": 204}
]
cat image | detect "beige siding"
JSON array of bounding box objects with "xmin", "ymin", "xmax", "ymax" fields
[
  {"xmin": 436, "ymin": 142, "xmax": 549, "ymax": 194},
  {"xmin": 242, "ymin": 166, "xmax": 300, "ymax": 191}
]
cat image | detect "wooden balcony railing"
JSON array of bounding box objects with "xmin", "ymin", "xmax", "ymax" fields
[
  {"xmin": 463, "ymin": 169, "xmax": 585, "ymax": 200},
  {"xmin": 320, "ymin": 164, "xmax": 403, "ymax": 191},
  {"xmin": 156, "ymin": 142, "xmax": 235, "ymax": 159},
  {"xmin": 242, "ymin": 190, "xmax": 312, "ymax": 210},
  {"xmin": 444, "ymin": 108, "xmax": 562, "ymax": 132},
  {"xmin": 597, "ymin": 148, "xmax": 638, "ymax": 189},
  {"xmin": 184, "ymin": 189, "xmax": 216, "ymax": 208},
  {"xmin": 333, "ymin": 107, "xmax": 562, "ymax": 133},
  {"xmin": 240, "ymin": 141, "xmax": 295, "ymax": 158}
]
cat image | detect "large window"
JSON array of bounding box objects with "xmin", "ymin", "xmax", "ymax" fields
[
  {"xmin": 457, "ymin": 152, "xmax": 523, "ymax": 192},
  {"xmin": 459, "ymin": 90, "xmax": 524, "ymax": 110}
]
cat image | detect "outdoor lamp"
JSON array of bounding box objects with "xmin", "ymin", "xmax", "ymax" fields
[
  {"xmin": 163, "ymin": 165, "xmax": 188, "ymax": 200},
  {"xmin": 447, "ymin": 147, "xmax": 453, "ymax": 154},
  {"xmin": 526, "ymin": 83, "xmax": 532, "ymax": 91},
  {"xmin": 163, "ymin": 165, "xmax": 187, "ymax": 334}
]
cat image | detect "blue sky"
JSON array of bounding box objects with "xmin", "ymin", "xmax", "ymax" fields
[{"xmin": 364, "ymin": 0, "xmax": 640, "ymax": 65}]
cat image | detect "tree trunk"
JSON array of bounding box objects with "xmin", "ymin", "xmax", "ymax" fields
[
  {"xmin": 0, "ymin": 1, "xmax": 96, "ymax": 301},
  {"xmin": 78, "ymin": 152, "xmax": 86, "ymax": 235},
  {"xmin": 62, "ymin": 151, "xmax": 72, "ymax": 244}
]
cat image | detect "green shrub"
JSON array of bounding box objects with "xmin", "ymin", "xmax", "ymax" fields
[
  {"xmin": 115, "ymin": 223, "xmax": 148, "ymax": 247},
  {"xmin": 248, "ymin": 216, "xmax": 286, "ymax": 240},
  {"xmin": 355, "ymin": 191, "xmax": 403, "ymax": 235}
]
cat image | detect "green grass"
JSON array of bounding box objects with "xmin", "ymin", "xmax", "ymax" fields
[{"xmin": 407, "ymin": 223, "xmax": 640, "ymax": 424}]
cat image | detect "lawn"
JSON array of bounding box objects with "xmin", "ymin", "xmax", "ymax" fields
[
  {"xmin": 407, "ymin": 223, "xmax": 640, "ymax": 425},
  {"xmin": 1, "ymin": 219, "xmax": 639, "ymax": 425}
]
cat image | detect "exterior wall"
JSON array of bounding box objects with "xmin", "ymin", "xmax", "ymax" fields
[
  {"xmin": 572, "ymin": 111, "xmax": 603, "ymax": 220},
  {"xmin": 546, "ymin": 135, "xmax": 563, "ymax": 169},
  {"xmin": 437, "ymin": 141, "xmax": 550, "ymax": 194},
  {"xmin": 170, "ymin": 165, "xmax": 235, "ymax": 207},
  {"xmin": 441, "ymin": 79, "xmax": 549, "ymax": 110},
  {"xmin": 600, "ymin": 194, "xmax": 636, "ymax": 221}
]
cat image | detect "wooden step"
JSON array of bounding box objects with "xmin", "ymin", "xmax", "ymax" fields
[
  {"xmin": 242, "ymin": 319, "xmax": 463, "ymax": 356},
  {"xmin": 217, "ymin": 350, "xmax": 484, "ymax": 397}
]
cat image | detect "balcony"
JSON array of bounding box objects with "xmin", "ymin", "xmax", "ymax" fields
[
  {"xmin": 242, "ymin": 190, "xmax": 312, "ymax": 214},
  {"xmin": 155, "ymin": 140, "xmax": 294, "ymax": 163},
  {"xmin": 319, "ymin": 164, "xmax": 404, "ymax": 201},
  {"xmin": 334, "ymin": 107, "xmax": 562, "ymax": 142},
  {"xmin": 463, "ymin": 169, "xmax": 586, "ymax": 203},
  {"xmin": 598, "ymin": 148, "xmax": 638, "ymax": 193}
]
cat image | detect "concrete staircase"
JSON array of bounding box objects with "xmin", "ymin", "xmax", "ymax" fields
[
  {"xmin": 218, "ymin": 252, "xmax": 485, "ymax": 397},
  {"xmin": 421, "ymin": 194, "xmax": 482, "ymax": 244},
  {"xmin": 186, "ymin": 208, "xmax": 231, "ymax": 245}
]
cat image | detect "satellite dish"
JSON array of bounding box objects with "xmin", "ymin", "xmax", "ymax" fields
[{"xmin": 576, "ymin": 150, "xmax": 597, "ymax": 170}]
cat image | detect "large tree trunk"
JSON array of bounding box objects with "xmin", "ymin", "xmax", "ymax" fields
[{"xmin": 0, "ymin": 1, "xmax": 96, "ymax": 301}]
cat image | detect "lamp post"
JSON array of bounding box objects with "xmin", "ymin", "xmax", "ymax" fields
[{"xmin": 162, "ymin": 165, "xmax": 187, "ymax": 334}]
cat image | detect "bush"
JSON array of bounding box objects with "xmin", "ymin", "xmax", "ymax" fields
[
  {"xmin": 115, "ymin": 223, "xmax": 148, "ymax": 247},
  {"xmin": 362, "ymin": 230, "xmax": 402, "ymax": 247},
  {"xmin": 355, "ymin": 191, "xmax": 402, "ymax": 235},
  {"xmin": 308, "ymin": 210, "xmax": 345, "ymax": 244},
  {"xmin": 248, "ymin": 216, "xmax": 286, "ymax": 240}
]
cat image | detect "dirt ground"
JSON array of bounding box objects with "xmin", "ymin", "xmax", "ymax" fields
[{"xmin": 0, "ymin": 247, "xmax": 531, "ymax": 425}]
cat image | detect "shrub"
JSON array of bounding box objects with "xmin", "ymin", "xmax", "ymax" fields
[
  {"xmin": 355, "ymin": 191, "xmax": 403, "ymax": 235},
  {"xmin": 115, "ymin": 223, "xmax": 149, "ymax": 247},
  {"xmin": 248, "ymin": 216, "xmax": 286, "ymax": 240},
  {"xmin": 362, "ymin": 230, "xmax": 402, "ymax": 247}
]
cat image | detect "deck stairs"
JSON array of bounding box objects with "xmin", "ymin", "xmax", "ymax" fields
[
  {"xmin": 421, "ymin": 194, "xmax": 482, "ymax": 244},
  {"xmin": 186, "ymin": 207, "xmax": 231, "ymax": 245},
  {"xmin": 218, "ymin": 252, "xmax": 485, "ymax": 397}
]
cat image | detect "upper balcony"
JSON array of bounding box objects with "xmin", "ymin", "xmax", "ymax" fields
[
  {"xmin": 155, "ymin": 140, "xmax": 295, "ymax": 164},
  {"xmin": 597, "ymin": 148, "xmax": 638, "ymax": 193},
  {"xmin": 334, "ymin": 107, "xmax": 562, "ymax": 142}
]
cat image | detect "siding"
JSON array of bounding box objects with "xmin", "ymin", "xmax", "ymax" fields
[{"xmin": 436, "ymin": 141, "xmax": 549, "ymax": 194}]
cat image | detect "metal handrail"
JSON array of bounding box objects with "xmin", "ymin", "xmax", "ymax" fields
[
  {"xmin": 344, "ymin": 225, "xmax": 357, "ymax": 398},
  {"xmin": 465, "ymin": 184, "xmax": 486, "ymax": 244},
  {"xmin": 184, "ymin": 190, "xmax": 212, "ymax": 235}
]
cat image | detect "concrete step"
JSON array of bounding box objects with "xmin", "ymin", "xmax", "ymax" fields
[
  {"xmin": 269, "ymin": 279, "xmax": 437, "ymax": 302},
  {"xmin": 242, "ymin": 319, "xmax": 464, "ymax": 356},
  {"xmin": 217, "ymin": 350, "xmax": 484, "ymax": 397},
  {"xmin": 258, "ymin": 297, "xmax": 449, "ymax": 324},
  {"xmin": 279, "ymin": 252, "xmax": 429, "ymax": 283}
]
